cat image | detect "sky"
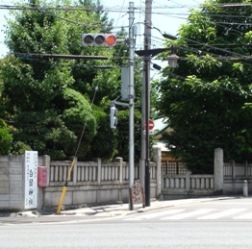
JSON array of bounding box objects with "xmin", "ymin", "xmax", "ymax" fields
[{"xmin": 0, "ymin": 0, "xmax": 205, "ymax": 58}]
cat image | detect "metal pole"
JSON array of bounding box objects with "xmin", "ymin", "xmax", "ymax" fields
[
  {"xmin": 144, "ymin": 0, "xmax": 152, "ymax": 207},
  {"xmin": 128, "ymin": 1, "xmax": 135, "ymax": 210}
]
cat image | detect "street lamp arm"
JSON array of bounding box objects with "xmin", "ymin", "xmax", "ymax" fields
[
  {"xmin": 162, "ymin": 33, "xmax": 178, "ymax": 40},
  {"xmin": 135, "ymin": 48, "xmax": 170, "ymax": 57},
  {"xmin": 148, "ymin": 25, "xmax": 178, "ymax": 41}
]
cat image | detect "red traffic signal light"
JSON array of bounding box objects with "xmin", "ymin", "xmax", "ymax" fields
[{"xmin": 82, "ymin": 33, "xmax": 117, "ymax": 46}]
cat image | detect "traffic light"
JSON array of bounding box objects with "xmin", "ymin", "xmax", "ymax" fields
[
  {"xmin": 110, "ymin": 103, "xmax": 117, "ymax": 129},
  {"xmin": 82, "ymin": 33, "xmax": 117, "ymax": 46}
]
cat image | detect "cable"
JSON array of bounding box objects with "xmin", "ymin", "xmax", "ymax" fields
[
  {"xmin": 162, "ymin": 71, "xmax": 252, "ymax": 99},
  {"xmin": 111, "ymin": 0, "xmax": 127, "ymax": 28},
  {"xmin": 74, "ymin": 86, "xmax": 98, "ymax": 157},
  {"xmin": 2, "ymin": 3, "xmax": 252, "ymax": 62},
  {"xmin": 153, "ymin": 25, "xmax": 252, "ymax": 60}
]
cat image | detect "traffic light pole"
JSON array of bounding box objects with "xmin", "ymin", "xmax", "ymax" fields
[{"xmin": 128, "ymin": 2, "xmax": 135, "ymax": 210}]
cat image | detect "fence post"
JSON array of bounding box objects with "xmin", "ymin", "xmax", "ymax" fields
[
  {"xmin": 232, "ymin": 160, "xmax": 236, "ymax": 180},
  {"xmin": 243, "ymin": 180, "xmax": 248, "ymax": 197},
  {"xmin": 116, "ymin": 157, "xmax": 123, "ymax": 202},
  {"xmin": 97, "ymin": 158, "xmax": 101, "ymax": 185},
  {"xmin": 96, "ymin": 158, "xmax": 102, "ymax": 203},
  {"xmin": 153, "ymin": 147, "xmax": 162, "ymax": 198},
  {"xmin": 116, "ymin": 157, "xmax": 123, "ymax": 184},
  {"xmin": 245, "ymin": 161, "xmax": 248, "ymax": 178},
  {"xmin": 214, "ymin": 148, "xmax": 224, "ymax": 194},
  {"xmin": 186, "ymin": 171, "xmax": 191, "ymax": 192},
  {"xmin": 73, "ymin": 157, "xmax": 77, "ymax": 185}
]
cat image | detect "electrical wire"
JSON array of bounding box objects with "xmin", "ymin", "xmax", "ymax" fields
[
  {"xmin": 161, "ymin": 71, "xmax": 252, "ymax": 100},
  {"xmin": 74, "ymin": 86, "xmax": 98, "ymax": 157},
  {"xmin": 110, "ymin": 0, "xmax": 127, "ymax": 28},
  {"xmin": 1, "ymin": 2, "xmax": 252, "ymax": 62},
  {"xmin": 151, "ymin": 25, "xmax": 252, "ymax": 60}
]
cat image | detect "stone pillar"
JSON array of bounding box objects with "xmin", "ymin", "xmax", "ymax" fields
[
  {"xmin": 243, "ymin": 180, "xmax": 248, "ymax": 197},
  {"xmin": 214, "ymin": 148, "xmax": 224, "ymax": 194},
  {"xmin": 185, "ymin": 171, "xmax": 191, "ymax": 192},
  {"xmin": 96, "ymin": 158, "xmax": 102, "ymax": 203},
  {"xmin": 153, "ymin": 147, "xmax": 162, "ymax": 198},
  {"xmin": 116, "ymin": 157, "xmax": 123, "ymax": 202}
]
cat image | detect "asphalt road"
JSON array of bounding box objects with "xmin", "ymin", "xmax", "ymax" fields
[
  {"xmin": 1, "ymin": 198, "xmax": 252, "ymax": 248},
  {"xmin": 0, "ymin": 220, "xmax": 251, "ymax": 248}
]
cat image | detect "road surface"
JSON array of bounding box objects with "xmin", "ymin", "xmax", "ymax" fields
[{"xmin": 1, "ymin": 198, "xmax": 252, "ymax": 248}]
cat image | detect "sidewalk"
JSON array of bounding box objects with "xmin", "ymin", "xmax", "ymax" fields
[
  {"xmin": 0, "ymin": 196, "xmax": 235, "ymax": 224},
  {"xmin": 60, "ymin": 196, "xmax": 234, "ymax": 216}
]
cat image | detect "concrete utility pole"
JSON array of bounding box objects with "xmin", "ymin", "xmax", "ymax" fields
[
  {"xmin": 142, "ymin": 0, "xmax": 152, "ymax": 207},
  {"xmin": 128, "ymin": 1, "xmax": 135, "ymax": 210}
]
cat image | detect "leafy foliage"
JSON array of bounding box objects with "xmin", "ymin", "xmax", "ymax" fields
[
  {"xmin": 157, "ymin": 0, "xmax": 252, "ymax": 173},
  {"xmin": 0, "ymin": 0, "xmax": 143, "ymax": 162},
  {"xmin": 0, "ymin": 119, "xmax": 12, "ymax": 155}
]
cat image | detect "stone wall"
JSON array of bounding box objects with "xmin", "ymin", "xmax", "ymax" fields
[
  {"xmin": 0, "ymin": 155, "xmax": 24, "ymax": 210},
  {"xmin": 0, "ymin": 152, "xmax": 160, "ymax": 211}
]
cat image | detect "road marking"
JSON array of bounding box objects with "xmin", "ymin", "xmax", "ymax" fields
[
  {"xmin": 123, "ymin": 208, "xmax": 252, "ymax": 221},
  {"xmin": 162, "ymin": 209, "xmax": 215, "ymax": 220},
  {"xmin": 198, "ymin": 208, "xmax": 248, "ymax": 220},
  {"xmin": 124, "ymin": 209, "xmax": 185, "ymax": 220},
  {"xmin": 234, "ymin": 212, "xmax": 252, "ymax": 219}
]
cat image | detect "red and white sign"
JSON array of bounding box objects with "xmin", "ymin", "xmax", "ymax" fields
[
  {"xmin": 144, "ymin": 119, "xmax": 155, "ymax": 131},
  {"xmin": 38, "ymin": 166, "xmax": 47, "ymax": 188}
]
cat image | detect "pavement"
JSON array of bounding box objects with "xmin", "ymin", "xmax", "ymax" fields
[{"xmin": 0, "ymin": 196, "xmax": 236, "ymax": 224}]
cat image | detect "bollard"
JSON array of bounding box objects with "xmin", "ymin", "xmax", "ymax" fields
[{"xmin": 243, "ymin": 180, "xmax": 248, "ymax": 197}]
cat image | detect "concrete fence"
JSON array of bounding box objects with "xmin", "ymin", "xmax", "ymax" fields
[
  {"xmin": 161, "ymin": 148, "xmax": 252, "ymax": 199},
  {"xmin": 44, "ymin": 157, "xmax": 159, "ymax": 209},
  {"xmin": 162, "ymin": 173, "xmax": 214, "ymax": 196},
  {"xmin": 1, "ymin": 147, "xmax": 252, "ymax": 211},
  {"xmin": 161, "ymin": 168, "xmax": 216, "ymax": 199},
  {"xmin": 223, "ymin": 160, "xmax": 252, "ymax": 195},
  {"xmin": 0, "ymin": 148, "xmax": 162, "ymax": 211}
]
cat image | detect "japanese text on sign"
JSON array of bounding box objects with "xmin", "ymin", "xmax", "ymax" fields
[{"xmin": 24, "ymin": 151, "xmax": 38, "ymax": 209}]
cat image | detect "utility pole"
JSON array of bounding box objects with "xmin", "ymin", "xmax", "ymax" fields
[
  {"xmin": 142, "ymin": 0, "xmax": 152, "ymax": 207},
  {"xmin": 128, "ymin": 1, "xmax": 135, "ymax": 210}
]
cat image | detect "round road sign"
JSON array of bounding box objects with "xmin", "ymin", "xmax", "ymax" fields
[{"xmin": 144, "ymin": 119, "xmax": 155, "ymax": 131}]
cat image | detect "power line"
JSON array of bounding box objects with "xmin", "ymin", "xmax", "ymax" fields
[
  {"xmin": 212, "ymin": 3, "xmax": 252, "ymax": 7},
  {"xmin": 14, "ymin": 52, "xmax": 109, "ymax": 60},
  {"xmin": 2, "ymin": 2, "xmax": 252, "ymax": 62},
  {"xmin": 0, "ymin": 3, "xmax": 203, "ymax": 11}
]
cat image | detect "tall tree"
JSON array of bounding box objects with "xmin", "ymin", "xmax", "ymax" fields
[
  {"xmin": 1, "ymin": 0, "xmax": 143, "ymax": 161},
  {"xmin": 2, "ymin": 0, "xmax": 100, "ymax": 159},
  {"xmin": 0, "ymin": 58, "xmax": 13, "ymax": 155},
  {"xmin": 157, "ymin": 0, "xmax": 252, "ymax": 173}
]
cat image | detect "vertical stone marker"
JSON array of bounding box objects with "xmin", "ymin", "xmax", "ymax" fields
[{"xmin": 24, "ymin": 151, "xmax": 38, "ymax": 209}]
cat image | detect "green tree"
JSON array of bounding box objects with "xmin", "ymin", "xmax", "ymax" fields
[
  {"xmin": 0, "ymin": 65, "xmax": 12, "ymax": 155},
  {"xmin": 157, "ymin": 0, "xmax": 252, "ymax": 173},
  {"xmin": 2, "ymin": 0, "xmax": 143, "ymax": 161},
  {"xmin": 0, "ymin": 58, "xmax": 13, "ymax": 155},
  {"xmin": 0, "ymin": 120, "xmax": 13, "ymax": 155},
  {"xmin": 2, "ymin": 0, "xmax": 98, "ymax": 159}
]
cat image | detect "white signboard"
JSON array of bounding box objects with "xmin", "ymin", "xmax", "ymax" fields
[{"xmin": 24, "ymin": 151, "xmax": 38, "ymax": 209}]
